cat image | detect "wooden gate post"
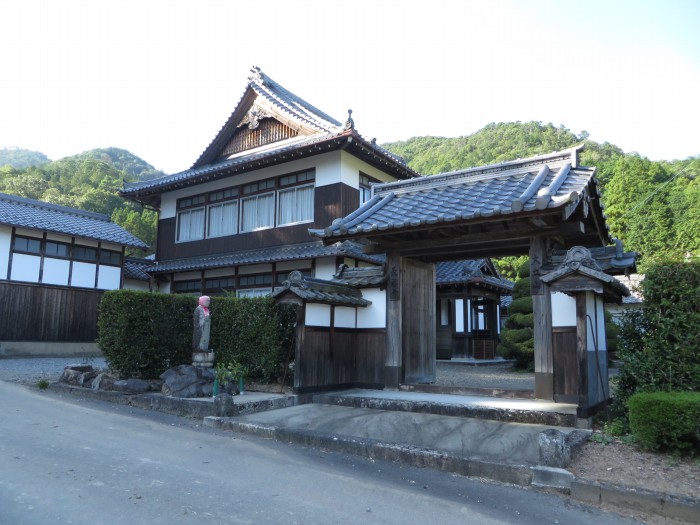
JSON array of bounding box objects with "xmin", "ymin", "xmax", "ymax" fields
[
  {"xmin": 385, "ymin": 252, "xmax": 403, "ymax": 387},
  {"xmin": 530, "ymin": 236, "xmax": 554, "ymax": 400}
]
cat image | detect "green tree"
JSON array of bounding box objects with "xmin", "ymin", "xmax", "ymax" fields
[{"xmin": 496, "ymin": 259, "xmax": 534, "ymax": 370}]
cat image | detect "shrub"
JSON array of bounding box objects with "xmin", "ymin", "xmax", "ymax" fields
[
  {"xmin": 98, "ymin": 291, "xmax": 296, "ymax": 382},
  {"xmin": 497, "ymin": 259, "xmax": 534, "ymax": 369},
  {"xmin": 614, "ymin": 259, "xmax": 700, "ymax": 412},
  {"xmin": 628, "ymin": 391, "xmax": 700, "ymax": 454},
  {"xmin": 209, "ymin": 297, "xmax": 295, "ymax": 383},
  {"xmin": 98, "ymin": 290, "xmax": 193, "ymax": 379}
]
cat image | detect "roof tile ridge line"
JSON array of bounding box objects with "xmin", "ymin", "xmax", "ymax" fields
[
  {"xmin": 371, "ymin": 153, "xmax": 573, "ymax": 195},
  {"xmin": 253, "ymin": 83, "xmax": 340, "ymax": 133},
  {"xmin": 191, "ymin": 73, "xmax": 259, "ymax": 169},
  {"xmin": 340, "ymin": 192, "xmax": 396, "ymax": 232},
  {"xmin": 535, "ymin": 163, "xmax": 572, "ymax": 210},
  {"xmin": 254, "ymin": 70, "xmax": 342, "ymax": 128},
  {"xmin": 0, "ymin": 192, "xmax": 111, "ymax": 222},
  {"xmin": 511, "ymin": 165, "xmax": 550, "ymax": 213}
]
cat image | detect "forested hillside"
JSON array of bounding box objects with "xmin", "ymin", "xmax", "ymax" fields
[
  {"xmin": 0, "ymin": 147, "xmax": 160, "ymax": 252},
  {"xmin": 0, "ymin": 148, "xmax": 50, "ymax": 169},
  {"xmin": 384, "ymin": 121, "xmax": 700, "ymax": 269},
  {"xmin": 1, "ymin": 123, "xmax": 697, "ymax": 264}
]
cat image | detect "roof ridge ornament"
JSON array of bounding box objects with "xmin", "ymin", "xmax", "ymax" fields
[
  {"xmin": 563, "ymin": 246, "xmax": 602, "ymax": 271},
  {"xmin": 344, "ymin": 109, "xmax": 354, "ymax": 130},
  {"xmin": 248, "ymin": 66, "xmax": 266, "ymax": 86}
]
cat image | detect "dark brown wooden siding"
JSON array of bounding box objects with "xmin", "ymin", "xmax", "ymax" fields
[
  {"xmin": 402, "ymin": 258, "xmax": 436, "ymax": 383},
  {"xmin": 220, "ymin": 119, "xmax": 298, "ymax": 158},
  {"xmin": 158, "ymin": 182, "xmax": 359, "ymax": 261},
  {"xmin": 294, "ymin": 326, "xmax": 385, "ymax": 392},
  {"xmin": 0, "ymin": 282, "xmax": 102, "ymax": 342}
]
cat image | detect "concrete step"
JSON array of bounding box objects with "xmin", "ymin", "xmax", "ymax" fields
[
  {"xmin": 206, "ymin": 402, "xmax": 589, "ymax": 487},
  {"xmin": 313, "ymin": 389, "xmax": 579, "ymax": 427}
]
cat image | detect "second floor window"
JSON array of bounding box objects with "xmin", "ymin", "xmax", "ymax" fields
[
  {"xmin": 360, "ymin": 173, "xmax": 378, "ymax": 204},
  {"xmin": 208, "ymin": 201, "xmax": 238, "ymax": 238},
  {"xmin": 177, "ymin": 208, "xmax": 205, "ymax": 242},
  {"xmin": 241, "ymin": 192, "xmax": 275, "ymax": 232},
  {"xmin": 277, "ymin": 184, "xmax": 314, "ymax": 225},
  {"xmin": 175, "ymin": 169, "xmax": 315, "ymax": 241}
]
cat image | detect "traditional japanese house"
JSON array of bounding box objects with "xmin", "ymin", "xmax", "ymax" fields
[
  {"xmin": 435, "ymin": 259, "xmax": 513, "ymax": 360},
  {"xmin": 119, "ymin": 67, "xmax": 418, "ymax": 298},
  {"xmin": 0, "ymin": 192, "xmax": 149, "ymax": 356}
]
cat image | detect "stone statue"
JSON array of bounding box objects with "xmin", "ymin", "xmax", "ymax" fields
[{"xmin": 193, "ymin": 295, "xmax": 211, "ymax": 352}]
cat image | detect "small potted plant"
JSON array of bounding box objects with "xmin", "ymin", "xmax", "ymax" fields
[{"xmin": 213, "ymin": 361, "xmax": 247, "ymax": 396}]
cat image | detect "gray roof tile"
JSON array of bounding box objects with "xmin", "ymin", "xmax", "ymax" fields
[
  {"xmin": 310, "ymin": 147, "xmax": 599, "ymax": 240},
  {"xmin": 123, "ymin": 257, "xmax": 152, "ymax": 281},
  {"xmin": 147, "ymin": 240, "xmax": 383, "ymax": 274},
  {"xmin": 0, "ymin": 192, "xmax": 148, "ymax": 249},
  {"xmin": 273, "ymin": 271, "xmax": 371, "ymax": 307},
  {"xmin": 436, "ymin": 259, "xmax": 513, "ymax": 292}
]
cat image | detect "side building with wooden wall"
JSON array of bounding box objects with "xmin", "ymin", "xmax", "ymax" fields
[{"xmin": 0, "ymin": 192, "xmax": 149, "ymax": 357}]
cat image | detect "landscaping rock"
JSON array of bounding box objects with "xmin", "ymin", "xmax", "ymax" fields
[
  {"xmin": 113, "ymin": 378, "xmax": 151, "ymax": 394},
  {"xmin": 160, "ymin": 364, "xmax": 215, "ymax": 398}
]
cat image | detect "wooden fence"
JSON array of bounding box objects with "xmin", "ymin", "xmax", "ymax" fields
[{"xmin": 0, "ymin": 282, "xmax": 102, "ymax": 342}]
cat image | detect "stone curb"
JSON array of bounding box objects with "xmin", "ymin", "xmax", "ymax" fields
[
  {"xmin": 45, "ymin": 382, "xmax": 306, "ymax": 418},
  {"xmin": 570, "ymin": 479, "xmax": 700, "ymax": 523},
  {"xmin": 205, "ymin": 416, "xmax": 533, "ymax": 486}
]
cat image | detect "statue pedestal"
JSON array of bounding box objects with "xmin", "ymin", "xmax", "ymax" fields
[{"xmin": 192, "ymin": 351, "xmax": 215, "ymax": 368}]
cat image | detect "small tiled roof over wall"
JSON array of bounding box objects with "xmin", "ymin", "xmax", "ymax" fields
[{"xmin": 0, "ymin": 192, "xmax": 148, "ymax": 249}]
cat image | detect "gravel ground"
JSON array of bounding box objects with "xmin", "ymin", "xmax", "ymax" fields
[
  {"xmin": 435, "ymin": 361, "xmax": 534, "ymax": 390},
  {"xmin": 0, "ymin": 357, "xmax": 107, "ymax": 384}
]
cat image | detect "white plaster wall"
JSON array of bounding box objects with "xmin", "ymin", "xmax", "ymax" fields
[
  {"xmin": 334, "ymin": 307, "xmax": 356, "ymax": 328},
  {"xmin": 551, "ymin": 292, "xmax": 577, "ymax": 327},
  {"xmin": 585, "ymin": 292, "xmax": 607, "ymax": 352},
  {"xmin": 339, "ymin": 151, "xmax": 401, "ymax": 189},
  {"xmin": 42, "ymin": 258, "xmax": 70, "ymax": 286},
  {"xmin": 204, "ymin": 268, "xmax": 234, "ymax": 278},
  {"xmin": 238, "ymin": 263, "xmax": 272, "ymax": 275},
  {"xmin": 123, "ymin": 279, "xmax": 151, "ymax": 291},
  {"xmin": 173, "ymin": 271, "xmax": 201, "ymax": 281},
  {"xmin": 0, "ymin": 226, "xmax": 11, "ymax": 279},
  {"xmin": 45, "ymin": 232, "xmax": 73, "ymax": 243},
  {"xmin": 277, "ymin": 259, "xmax": 312, "ymax": 271},
  {"xmin": 72, "ymin": 262, "xmax": 96, "ymax": 288},
  {"xmin": 357, "ymin": 288, "xmax": 386, "ymax": 329},
  {"xmin": 75, "ymin": 239, "xmax": 98, "ymax": 248},
  {"xmin": 455, "ymin": 299, "xmax": 465, "ymax": 332},
  {"xmin": 160, "ymin": 152, "xmax": 341, "ymax": 219},
  {"xmin": 14, "ymin": 228, "xmax": 42, "ymax": 238},
  {"xmin": 314, "ymin": 258, "xmax": 337, "ymax": 279},
  {"xmin": 596, "ymin": 295, "xmax": 607, "ymax": 351},
  {"xmin": 306, "ymin": 303, "xmax": 331, "ymax": 327},
  {"xmin": 10, "ymin": 254, "xmax": 40, "ymax": 282},
  {"xmin": 97, "ymin": 265, "xmax": 121, "ymax": 290}
]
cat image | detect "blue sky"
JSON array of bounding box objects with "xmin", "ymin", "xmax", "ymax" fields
[{"xmin": 1, "ymin": 0, "xmax": 698, "ymax": 174}]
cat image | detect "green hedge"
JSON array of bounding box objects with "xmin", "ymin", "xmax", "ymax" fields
[
  {"xmin": 98, "ymin": 290, "xmax": 295, "ymax": 381},
  {"xmin": 615, "ymin": 259, "xmax": 700, "ymax": 412},
  {"xmin": 628, "ymin": 391, "xmax": 700, "ymax": 454}
]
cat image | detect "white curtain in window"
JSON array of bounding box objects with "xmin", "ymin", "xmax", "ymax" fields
[
  {"xmin": 278, "ymin": 185, "xmax": 314, "ymax": 225},
  {"xmin": 177, "ymin": 208, "xmax": 205, "ymax": 241},
  {"xmin": 208, "ymin": 201, "xmax": 238, "ymax": 237},
  {"xmin": 242, "ymin": 194, "xmax": 274, "ymax": 231}
]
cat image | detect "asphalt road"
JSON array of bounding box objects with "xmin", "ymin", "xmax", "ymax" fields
[{"xmin": 0, "ymin": 381, "xmax": 640, "ymax": 525}]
